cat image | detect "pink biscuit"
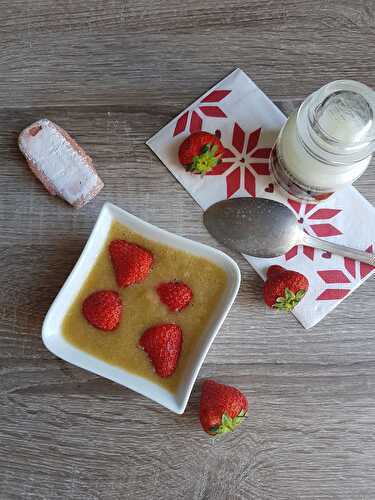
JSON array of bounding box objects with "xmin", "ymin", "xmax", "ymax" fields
[{"xmin": 18, "ymin": 119, "xmax": 104, "ymax": 208}]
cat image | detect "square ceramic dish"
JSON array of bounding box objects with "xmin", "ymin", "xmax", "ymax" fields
[{"xmin": 42, "ymin": 202, "xmax": 241, "ymax": 414}]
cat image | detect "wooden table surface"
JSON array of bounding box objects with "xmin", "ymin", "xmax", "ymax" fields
[{"xmin": 1, "ymin": 1, "xmax": 375, "ymax": 499}]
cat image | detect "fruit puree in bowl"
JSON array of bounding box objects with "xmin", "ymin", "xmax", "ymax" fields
[{"xmin": 62, "ymin": 220, "xmax": 227, "ymax": 394}]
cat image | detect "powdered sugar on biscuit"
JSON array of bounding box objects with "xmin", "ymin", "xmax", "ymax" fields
[{"xmin": 19, "ymin": 119, "xmax": 103, "ymax": 207}]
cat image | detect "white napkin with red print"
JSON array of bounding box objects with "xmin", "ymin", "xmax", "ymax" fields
[{"xmin": 147, "ymin": 68, "xmax": 375, "ymax": 328}]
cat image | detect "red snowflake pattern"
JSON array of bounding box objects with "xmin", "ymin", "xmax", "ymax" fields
[
  {"xmin": 285, "ymin": 200, "xmax": 342, "ymax": 262},
  {"xmin": 207, "ymin": 123, "xmax": 272, "ymax": 198},
  {"xmin": 317, "ymin": 244, "xmax": 375, "ymax": 300},
  {"xmin": 173, "ymin": 90, "xmax": 231, "ymax": 136}
]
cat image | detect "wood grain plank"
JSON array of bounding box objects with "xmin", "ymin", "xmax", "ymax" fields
[{"xmin": 0, "ymin": 0, "xmax": 374, "ymax": 106}]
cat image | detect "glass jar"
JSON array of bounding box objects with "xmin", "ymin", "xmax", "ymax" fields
[{"xmin": 270, "ymin": 80, "xmax": 375, "ymax": 202}]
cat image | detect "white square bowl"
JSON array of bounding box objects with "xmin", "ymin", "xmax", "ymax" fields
[{"xmin": 42, "ymin": 202, "xmax": 241, "ymax": 414}]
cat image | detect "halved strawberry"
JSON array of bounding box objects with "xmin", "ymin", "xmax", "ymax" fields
[
  {"xmin": 82, "ymin": 290, "xmax": 122, "ymax": 331},
  {"xmin": 109, "ymin": 239, "xmax": 153, "ymax": 288},
  {"xmin": 156, "ymin": 281, "xmax": 193, "ymax": 312},
  {"xmin": 139, "ymin": 324, "xmax": 182, "ymax": 377}
]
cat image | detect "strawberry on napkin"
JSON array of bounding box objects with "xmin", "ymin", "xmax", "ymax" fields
[{"xmin": 147, "ymin": 68, "xmax": 375, "ymax": 329}]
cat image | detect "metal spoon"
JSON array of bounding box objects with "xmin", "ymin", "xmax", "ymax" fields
[{"xmin": 204, "ymin": 197, "xmax": 375, "ymax": 265}]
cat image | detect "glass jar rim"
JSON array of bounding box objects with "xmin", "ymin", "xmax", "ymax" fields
[{"xmin": 297, "ymin": 79, "xmax": 375, "ymax": 165}]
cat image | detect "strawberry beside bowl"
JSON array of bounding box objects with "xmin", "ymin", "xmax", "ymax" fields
[{"xmin": 42, "ymin": 202, "xmax": 241, "ymax": 414}]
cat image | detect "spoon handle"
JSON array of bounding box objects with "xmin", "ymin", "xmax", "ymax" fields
[{"xmin": 302, "ymin": 233, "xmax": 375, "ymax": 266}]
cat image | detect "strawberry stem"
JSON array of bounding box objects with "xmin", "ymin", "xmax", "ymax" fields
[
  {"xmin": 209, "ymin": 410, "xmax": 247, "ymax": 436},
  {"xmin": 273, "ymin": 288, "xmax": 306, "ymax": 312},
  {"xmin": 186, "ymin": 143, "xmax": 222, "ymax": 175}
]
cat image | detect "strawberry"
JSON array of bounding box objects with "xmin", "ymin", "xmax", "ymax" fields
[
  {"xmin": 109, "ymin": 240, "xmax": 153, "ymax": 288},
  {"xmin": 82, "ymin": 290, "xmax": 122, "ymax": 331},
  {"xmin": 263, "ymin": 265, "xmax": 309, "ymax": 311},
  {"xmin": 139, "ymin": 324, "xmax": 182, "ymax": 377},
  {"xmin": 200, "ymin": 380, "xmax": 248, "ymax": 436},
  {"xmin": 156, "ymin": 281, "xmax": 193, "ymax": 312},
  {"xmin": 178, "ymin": 131, "xmax": 225, "ymax": 175}
]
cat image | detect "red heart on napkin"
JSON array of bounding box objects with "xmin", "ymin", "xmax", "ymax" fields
[
  {"xmin": 265, "ymin": 183, "xmax": 274, "ymax": 193},
  {"xmin": 322, "ymin": 251, "xmax": 332, "ymax": 259}
]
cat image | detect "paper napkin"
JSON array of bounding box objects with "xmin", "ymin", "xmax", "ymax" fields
[{"xmin": 147, "ymin": 68, "xmax": 375, "ymax": 328}]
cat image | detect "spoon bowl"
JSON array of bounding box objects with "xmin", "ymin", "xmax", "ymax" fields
[
  {"xmin": 204, "ymin": 197, "xmax": 375, "ymax": 265},
  {"xmin": 204, "ymin": 197, "xmax": 300, "ymax": 257}
]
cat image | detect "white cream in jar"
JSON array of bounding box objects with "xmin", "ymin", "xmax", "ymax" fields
[{"xmin": 270, "ymin": 80, "xmax": 375, "ymax": 202}]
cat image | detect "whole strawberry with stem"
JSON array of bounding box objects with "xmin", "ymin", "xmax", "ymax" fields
[
  {"xmin": 178, "ymin": 131, "xmax": 224, "ymax": 175},
  {"xmin": 200, "ymin": 380, "xmax": 248, "ymax": 436},
  {"xmin": 263, "ymin": 265, "xmax": 309, "ymax": 312}
]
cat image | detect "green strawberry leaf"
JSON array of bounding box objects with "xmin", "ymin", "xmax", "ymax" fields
[
  {"xmin": 284, "ymin": 288, "xmax": 294, "ymax": 300},
  {"xmin": 233, "ymin": 411, "xmax": 247, "ymax": 426},
  {"xmin": 273, "ymin": 302, "xmax": 287, "ymax": 310},
  {"xmin": 222, "ymin": 413, "xmax": 232, "ymax": 429},
  {"xmin": 211, "ymin": 411, "xmax": 247, "ymax": 436}
]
